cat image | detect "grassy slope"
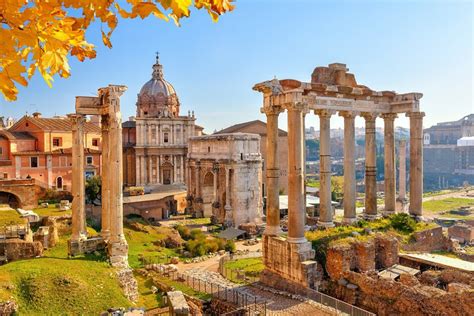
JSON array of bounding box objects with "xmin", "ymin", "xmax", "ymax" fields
[
  {"xmin": 0, "ymin": 210, "xmax": 26, "ymax": 226},
  {"xmin": 33, "ymin": 205, "xmax": 72, "ymax": 217},
  {"xmin": 0, "ymin": 235, "xmax": 131, "ymax": 315},
  {"xmin": 422, "ymin": 197, "xmax": 474, "ymax": 217}
]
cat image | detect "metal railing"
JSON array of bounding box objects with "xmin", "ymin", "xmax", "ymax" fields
[
  {"xmin": 219, "ymin": 251, "xmax": 263, "ymax": 284},
  {"xmin": 152, "ymin": 269, "xmax": 267, "ymax": 315}
]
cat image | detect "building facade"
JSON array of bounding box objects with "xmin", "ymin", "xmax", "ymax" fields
[
  {"xmin": 214, "ymin": 120, "xmax": 289, "ymax": 195},
  {"xmin": 122, "ymin": 55, "xmax": 203, "ymax": 187},
  {"xmin": 186, "ymin": 133, "xmax": 263, "ymax": 228},
  {"xmin": 423, "ymin": 114, "xmax": 474, "ymax": 189},
  {"xmin": 0, "ymin": 113, "xmax": 102, "ymax": 191}
]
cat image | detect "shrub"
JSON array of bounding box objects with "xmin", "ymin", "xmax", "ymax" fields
[
  {"xmin": 224, "ymin": 240, "xmax": 236, "ymax": 253},
  {"xmin": 176, "ymin": 225, "xmax": 191, "ymax": 240},
  {"xmin": 389, "ymin": 213, "xmax": 417, "ymax": 234},
  {"xmin": 190, "ymin": 228, "xmax": 205, "ymax": 240}
]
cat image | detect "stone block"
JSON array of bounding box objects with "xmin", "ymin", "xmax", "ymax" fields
[
  {"xmin": 1, "ymin": 239, "xmax": 43, "ymax": 261},
  {"xmin": 354, "ymin": 240, "xmax": 376, "ymax": 273},
  {"xmin": 68, "ymin": 237, "xmax": 106, "ymax": 257},
  {"xmin": 375, "ymin": 233, "xmax": 399, "ymax": 269},
  {"xmin": 326, "ymin": 243, "xmax": 354, "ymax": 280}
]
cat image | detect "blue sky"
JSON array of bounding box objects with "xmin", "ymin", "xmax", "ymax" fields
[{"xmin": 1, "ymin": 0, "xmax": 472, "ymax": 133}]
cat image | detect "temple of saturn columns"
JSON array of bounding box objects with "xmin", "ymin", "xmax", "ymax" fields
[
  {"xmin": 253, "ymin": 63, "xmax": 424, "ymax": 289},
  {"xmin": 68, "ymin": 85, "xmax": 129, "ymax": 268}
]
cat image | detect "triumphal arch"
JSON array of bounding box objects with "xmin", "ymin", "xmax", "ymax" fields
[
  {"xmin": 68, "ymin": 85, "xmax": 129, "ymax": 268},
  {"xmin": 254, "ymin": 63, "xmax": 424, "ymax": 289}
]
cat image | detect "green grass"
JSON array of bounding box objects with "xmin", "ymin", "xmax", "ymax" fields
[
  {"xmin": 0, "ymin": 233, "xmax": 131, "ymax": 315},
  {"xmin": 124, "ymin": 223, "xmax": 180, "ymax": 268},
  {"xmin": 423, "ymin": 190, "xmax": 455, "ymax": 198},
  {"xmin": 33, "ymin": 205, "xmax": 72, "ymax": 217},
  {"xmin": 134, "ymin": 272, "xmax": 163, "ymax": 310},
  {"xmin": 306, "ymin": 179, "xmax": 320, "ymax": 188},
  {"xmin": 422, "ymin": 198, "xmax": 474, "ymax": 214},
  {"xmin": 0, "ymin": 209, "xmax": 26, "ymax": 226}
]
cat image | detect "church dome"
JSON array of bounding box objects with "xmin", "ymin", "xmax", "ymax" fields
[{"xmin": 136, "ymin": 54, "xmax": 180, "ymax": 118}]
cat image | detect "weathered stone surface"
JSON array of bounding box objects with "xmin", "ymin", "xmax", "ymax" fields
[
  {"xmin": 399, "ymin": 273, "xmax": 420, "ymax": 287},
  {"xmin": 0, "ymin": 301, "xmax": 18, "ymax": 316},
  {"xmin": 334, "ymin": 271, "xmax": 474, "ymax": 316},
  {"xmin": 402, "ymin": 226, "xmax": 450, "ymax": 252},
  {"xmin": 326, "ymin": 242, "xmax": 353, "ymax": 280},
  {"xmin": 374, "ymin": 233, "xmax": 399, "ymax": 269},
  {"xmin": 238, "ymin": 222, "xmax": 258, "ymax": 235},
  {"xmin": 0, "ymin": 239, "xmax": 43, "ymax": 261},
  {"xmin": 167, "ymin": 291, "xmax": 190, "ymax": 316},
  {"xmin": 116, "ymin": 268, "xmax": 138, "ymax": 303},
  {"xmin": 353, "ymin": 240, "xmax": 375, "ymax": 273},
  {"xmin": 68, "ymin": 236, "xmax": 106, "ymax": 257},
  {"xmin": 448, "ymin": 223, "xmax": 474, "ymax": 244}
]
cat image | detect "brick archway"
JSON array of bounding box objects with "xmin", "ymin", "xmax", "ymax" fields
[
  {"xmin": 0, "ymin": 179, "xmax": 44, "ymax": 209},
  {"xmin": 0, "ymin": 191, "xmax": 21, "ymax": 209}
]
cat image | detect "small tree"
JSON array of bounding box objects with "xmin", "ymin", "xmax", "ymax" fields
[{"xmin": 85, "ymin": 175, "xmax": 101, "ymax": 204}]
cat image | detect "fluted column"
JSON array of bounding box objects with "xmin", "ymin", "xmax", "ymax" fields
[
  {"xmin": 261, "ymin": 105, "xmax": 284, "ymax": 236},
  {"xmin": 286, "ymin": 102, "xmax": 306, "ymax": 243},
  {"xmin": 316, "ymin": 109, "xmax": 335, "ymax": 228},
  {"xmin": 135, "ymin": 155, "xmax": 141, "ymax": 185},
  {"xmin": 339, "ymin": 111, "xmax": 358, "ymax": 224},
  {"xmin": 362, "ymin": 112, "xmax": 378, "ymax": 219},
  {"xmin": 148, "ymin": 156, "xmax": 153, "ymax": 184},
  {"xmin": 407, "ymin": 112, "xmax": 425, "ymax": 218},
  {"xmin": 100, "ymin": 115, "xmax": 110, "ymax": 240},
  {"xmin": 70, "ymin": 114, "xmax": 87, "ymax": 241},
  {"xmin": 382, "ymin": 113, "xmax": 397, "ymax": 216}
]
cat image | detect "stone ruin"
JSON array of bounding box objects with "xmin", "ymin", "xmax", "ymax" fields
[
  {"xmin": 68, "ymin": 85, "xmax": 129, "ymax": 268},
  {"xmin": 253, "ymin": 63, "xmax": 425, "ymax": 293}
]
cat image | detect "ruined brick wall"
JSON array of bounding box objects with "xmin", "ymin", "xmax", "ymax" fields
[
  {"xmin": 448, "ymin": 224, "xmax": 474, "ymax": 243},
  {"xmin": 0, "ymin": 239, "xmax": 43, "ymax": 261},
  {"xmin": 332, "ymin": 271, "xmax": 474, "ymax": 316},
  {"xmin": 401, "ymin": 227, "xmax": 451, "ymax": 252},
  {"xmin": 326, "ymin": 235, "xmax": 398, "ymax": 280}
]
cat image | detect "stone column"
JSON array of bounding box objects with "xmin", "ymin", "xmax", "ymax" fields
[
  {"xmin": 362, "ymin": 112, "xmax": 378, "ymax": 219},
  {"xmin": 382, "ymin": 113, "xmax": 397, "ymax": 216},
  {"xmin": 69, "ymin": 114, "xmax": 87, "ymax": 241},
  {"xmin": 173, "ymin": 155, "xmax": 177, "ymax": 184},
  {"xmin": 316, "ymin": 109, "xmax": 335, "ymax": 228},
  {"xmin": 141, "ymin": 156, "xmax": 146, "ymax": 185},
  {"xmin": 135, "ymin": 156, "xmax": 141, "ymax": 185},
  {"xmin": 180, "ymin": 155, "xmax": 184, "ymax": 183},
  {"xmin": 224, "ymin": 167, "xmax": 233, "ymax": 226},
  {"xmin": 148, "ymin": 156, "xmax": 153, "ymax": 184},
  {"xmin": 101, "ymin": 115, "xmax": 110, "ymax": 240},
  {"xmin": 286, "ymin": 102, "xmax": 306, "ymax": 243},
  {"xmin": 195, "ymin": 161, "xmax": 202, "ymax": 199},
  {"xmin": 261, "ymin": 105, "xmax": 283, "ymax": 236},
  {"xmin": 398, "ymin": 140, "xmax": 407, "ymax": 200},
  {"xmin": 407, "ymin": 112, "xmax": 425, "ymax": 218},
  {"xmin": 339, "ymin": 111, "xmax": 358, "ymax": 224}
]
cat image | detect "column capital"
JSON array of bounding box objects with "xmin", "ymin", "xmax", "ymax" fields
[
  {"xmin": 361, "ymin": 112, "xmax": 378, "ymax": 121},
  {"xmin": 315, "ymin": 109, "xmax": 336, "ymax": 118},
  {"xmin": 406, "ymin": 111, "xmax": 425, "ymax": 119},
  {"xmin": 338, "ymin": 111, "xmax": 359, "ymax": 119},
  {"xmin": 260, "ymin": 105, "xmax": 284, "ymax": 116},
  {"xmin": 68, "ymin": 113, "xmax": 85, "ymax": 125},
  {"xmin": 284, "ymin": 101, "xmax": 306, "ymax": 112},
  {"xmin": 381, "ymin": 113, "xmax": 398, "ymax": 121}
]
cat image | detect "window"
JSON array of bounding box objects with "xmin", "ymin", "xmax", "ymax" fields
[
  {"xmin": 56, "ymin": 177, "xmax": 63, "ymax": 190},
  {"xmin": 3, "ymin": 173, "xmax": 7, "ymax": 179},
  {"xmin": 30, "ymin": 156, "xmax": 38, "ymax": 168},
  {"xmin": 0, "ymin": 147, "xmax": 3, "ymax": 155},
  {"xmin": 208, "ymin": 146, "xmax": 211, "ymax": 153},
  {"xmin": 86, "ymin": 156, "xmax": 93, "ymax": 165},
  {"xmin": 164, "ymin": 132, "xmax": 169, "ymax": 143},
  {"xmin": 92, "ymin": 138, "xmax": 99, "ymax": 147},
  {"xmin": 52, "ymin": 137, "xmax": 62, "ymax": 147}
]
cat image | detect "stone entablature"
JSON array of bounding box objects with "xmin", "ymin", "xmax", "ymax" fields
[{"xmin": 186, "ymin": 133, "xmax": 263, "ymax": 227}]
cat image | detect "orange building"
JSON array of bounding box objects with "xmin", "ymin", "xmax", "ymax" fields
[{"xmin": 0, "ymin": 113, "xmax": 102, "ymax": 191}]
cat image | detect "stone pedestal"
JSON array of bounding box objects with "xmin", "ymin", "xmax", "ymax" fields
[{"xmin": 261, "ymin": 235, "xmax": 317, "ymax": 289}]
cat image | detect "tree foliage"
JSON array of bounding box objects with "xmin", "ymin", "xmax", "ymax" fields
[
  {"xmin": 0, "ymin": 0, "xmax": 234, "ymax": 101},
  {"xmin": 85, "ymin": 175, "xmax": 101, "ymax": 204}
]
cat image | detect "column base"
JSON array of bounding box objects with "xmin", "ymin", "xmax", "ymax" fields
[
  {"xmin": 317, "ymin": 221, "xmax": 335, "ymax": 229},
  {"xmin": 381, "ymin": 211, "xmax": 395, "ymax": 217},
  {"xmin": 101, "ymin": 230, "xmax": 110, "ymax": 241},
  {"xmin": 410, "ymin": 214, "xmax": 425, "ymax": 222},
  {"xmin": 363, "ymin": 213, "xmax": 381, "ymax": 220},
  {"xmin": 108, "ymin": 238, "xmax": 129, "ymax": 268},
  {"xmin": 342, "ymin": 217, "xmax": 358, "ymax": 225},
  {"xmin": 286, "ymin": 236, "xmax": 308, "ymax": 244},
  {"xmin": 264, "ymin": 225, "xmax": 283, "ymax": 236}
]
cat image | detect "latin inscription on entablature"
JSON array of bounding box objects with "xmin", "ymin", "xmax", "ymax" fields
[{"xmin": 304, "ymin": 95, "xmax": 390, "ymax": 113}]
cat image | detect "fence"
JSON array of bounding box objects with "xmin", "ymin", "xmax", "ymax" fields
[{"xmin": 153, "ymin": 269, "xmax": 267, "ymax": 315}]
